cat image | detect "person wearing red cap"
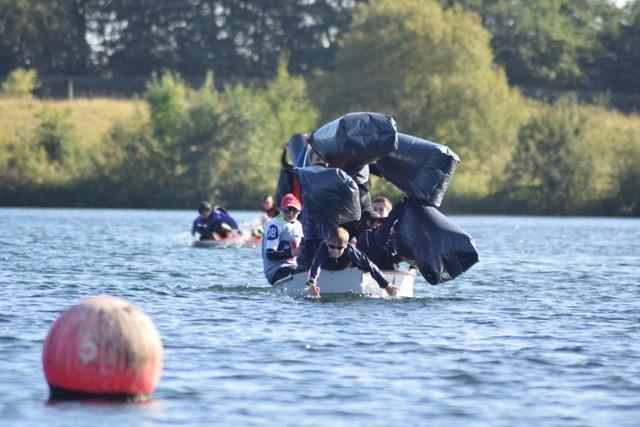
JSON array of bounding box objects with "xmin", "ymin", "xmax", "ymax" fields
[{"xmin": 261, "ymin": 193, "xmax": 304, "ymax": 284}]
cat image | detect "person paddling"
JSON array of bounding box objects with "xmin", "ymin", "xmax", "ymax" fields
[
  {"xmin": 306, "ymin": 226, "xmax": 399, "ymax": 298},
  {"xmin": 191, "ymin": 201, "xmax": 239, "ymax": 240},
  {"xmin": 261, "ymin": 193, "xmax": 304, "ymax": 285}
]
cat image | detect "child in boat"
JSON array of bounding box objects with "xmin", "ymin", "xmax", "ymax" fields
[
  {"xmin": 358, "ymin": 209, "xmax": 385, "ymax": 233},
  {"xmin": 261, "ymin": 195, "xmax": 279, "ymax": 223},
  {"xmin": 191, "ymin": 201, "xmax": 239, "ymax": 240},
  {"xmin": 356, "ymin": 200, "xmax": 406, "ymax": 271},
  {"xmin": 261, "ymin": 193, "xmax": 304, "ymax": 285},
  {"xmin": 252, "ymin": 195, "xmax": 280, "ymax": 237},
  {"xmin": 306, "ymin": 226, "xmax": 399, "ymax": 298},
  {"xmin": 371, "ymin": 196, "xmax": 393, "ymax": 218}
]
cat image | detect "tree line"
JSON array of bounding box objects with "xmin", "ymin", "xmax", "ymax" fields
[
  {"xmin": 1, "ymin": 0, "xmax": 639, "ymax": 108},
  {"xmin": 1, "ymin": 0, "xmax": 640, "ymax": 215}
]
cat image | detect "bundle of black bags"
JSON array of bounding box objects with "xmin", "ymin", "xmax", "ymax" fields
[{"xmin": 276, "ymin": 112, "xmax": 478, "ymax": 284}]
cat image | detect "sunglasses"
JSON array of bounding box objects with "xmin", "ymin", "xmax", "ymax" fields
[
  {"xmin": 282, "ymin": 207, "xmax": 299, "ymax": 214},
  {"xmin": 327, "ymin": 243, "xmax": 346, "ymax": 250}
]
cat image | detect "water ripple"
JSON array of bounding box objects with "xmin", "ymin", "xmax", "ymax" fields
[{"xmin": 1, "ymin": 210, "xmax": 640, "ymax": 426}]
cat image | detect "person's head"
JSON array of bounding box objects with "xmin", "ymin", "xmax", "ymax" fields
[
  {"xmin": 198, "ymin": 201, "xmax": 213, "ymax": 218},
  {"xmin": 261, "ymin": 195, "xmax": 274, "ymax": 212},
  {"xmin": 308, "ymin": 149, "xmax": 327, "ymax": 166},
  {"xmin": 372, "ymin": 196, "xmax": 392, "ymax": 218},
  {"xmin": 326, "ymin": 226, "xmax": 349, "ymax": 259},
  {"xmin": 280, "ymin": 193, "xmax": 302, "ymax": 222},
  {"xmin": 361, "ymin": 209, "xmax": 384, "ymax": 231}
]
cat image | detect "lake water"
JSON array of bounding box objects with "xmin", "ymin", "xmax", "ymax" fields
[{"xmin": 1, "ymin": 208, "xmax": 639, "ymax": 426}]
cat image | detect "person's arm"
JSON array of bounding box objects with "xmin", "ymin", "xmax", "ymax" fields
[
  {"xmin": 347, "ymin": 246, "xmax": 390, "ymax": 289},
  {"xmin": 191, "ymin": 219, "xmax": 197, "ymax": 236},
  {"xmin": 266, "ymin": 246, "xmax": 293, "ymax": 260},
  {"xmin": 215, "ymin": 210, "xmax": 239, "ymax": 230},
  {"xmin": 306, "ymin": 242, "xmax": 327, "ymax": 298},
  {"xmin": 307, "ymin": 243, "xmax": 329, "ymax": 284}
]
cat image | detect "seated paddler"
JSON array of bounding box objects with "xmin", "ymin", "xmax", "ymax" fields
[
  {"xmin": 261, "ymin": 193, "xmax": 304, "ymax": 285},
  {"xmin": 356, "ymin": 200, "xmax": 406, "ymax": 271},
  {"xmin": 191, "ymin": 201, "xmax": 240, "ymax": 240}
]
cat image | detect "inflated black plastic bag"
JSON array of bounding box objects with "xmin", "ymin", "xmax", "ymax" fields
[
  {"xmin": 395, "ymin": 200, "xmax": 478, "ymax": 285},
  {"xmin": 287, "ymin": 133, "xmax": 307, "ymax": 166},
  {"xmin": 375, "ymin": 133, "xmax": 459, "ymax": 207},
  {"xmin": 311, "ymin": 112, "xmax": 398, "ymax": 169},
  {"xmin": 344, "ymin": 164, "xmax": 372, "ymax": 212},
  {"xmin": 294, "ymin": 166, "xmax": 361, "ymax": 225},
  {"xmin": 275, "ymin": 167, "xmax": 294, "ymax": 207}
]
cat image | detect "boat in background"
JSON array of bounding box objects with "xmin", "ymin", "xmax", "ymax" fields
[{"xmin": 273, "ymin": 268, "xmax": 415, "ymax": 298}]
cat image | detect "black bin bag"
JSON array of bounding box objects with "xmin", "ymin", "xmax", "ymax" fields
[
  {"xmin": 311, "ymin": 112, "xmax": 398, "ymax": 169},
  {"xmin": 287, "ymin": 133, "xmax": 306, "ymax": 166},
  {"xmin": 294, "ymin": 166, "xmax": 361, "ymax": 225},
  {"xmin": 275, "ymin": 167, "xmax": 294, "ymax": 207},
  {"xmin": 395, "ymin": 200, "xmax": 478, "ymax": 285},
  {"xmin": 375, "ymin": 133, "xmax": 459, "ymax": 207},
  {"xmin": 345, "ymin": 163, "xmax": 372, "ymax": 212}
]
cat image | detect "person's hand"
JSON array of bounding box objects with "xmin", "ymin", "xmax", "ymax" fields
[
  {"xmin": 385, "ymin": 284, "xmax": 399, "ymax": 296},
  {"xmin": 307, "ymin": 280, "xmax": 320, "ymax": 298}
]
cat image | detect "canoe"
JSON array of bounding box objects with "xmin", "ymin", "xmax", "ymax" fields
[
  {"xmin": 273, "ymin": 268, "xmax": 415, "ymax": 298},
  {"xmin": 192, "ymin": 235, "xmax": 261, "ymax": 248}
]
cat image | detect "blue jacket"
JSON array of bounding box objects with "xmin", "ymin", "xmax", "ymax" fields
[{"xmin": 191, "ymin": 208, "xmax": 239, "ymax": 238}]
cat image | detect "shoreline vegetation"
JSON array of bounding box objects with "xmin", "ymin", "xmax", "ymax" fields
[
  {"xmin": 1, "ymin": 88, "xmax": 638, "ymax": 216},
  {"xmin": 2, "ymin": 1, "xmax": 640, "ymax": 216}
]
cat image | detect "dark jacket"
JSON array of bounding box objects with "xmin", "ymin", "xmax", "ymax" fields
[
  {"xmin": 191, "ymin": 208, "xmax": 239, "ymax": 239},
  {"xmin": 275, "ymin": 148, "xmax": 303, "ymax": 207},
  {"xmin": 356, "ymin": 201, "xmax": 405, "ymax": 270},
  {"xmin": 309, "ymin": 242, "xmax": 389, "ymax": 288}
]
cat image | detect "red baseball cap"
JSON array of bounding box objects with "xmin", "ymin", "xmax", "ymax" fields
[{"xmin": 280, "ymin": 193, "xmax": 302, "ymax": 210}]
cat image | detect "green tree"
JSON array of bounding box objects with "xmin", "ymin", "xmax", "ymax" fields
[
  {"xmin": 0, "ymin": 68, "xmax": 39, "ymax": 98},
  {"xmin": 105, "ymin": 68, "xmax": 318, "ymax": 208},
  {"xmin": 441, "ymin": 0, "xmax": 620, "ymax": 91},
  {"xmin": 506, "ymin": 97, "xmax": 596, "ymax": 214},
  {"xmin": 33, "ymin": 107, "xmax": 77, "ymax": 166},
  {"xmin": 614, "ymin": 145, "xmax": 640, "ymax": 215},
  {"xmin": 597, "ymin": 0, "xmax": 640, "ymax": 97},
  {"xmin": 262, "ymin": 56, "xmax": 319, "ymax": 147},
  {"xmin": 0, "ymin": 131, "xmax": 49, "ymax": 191},
  {"xmin": 311, "ymin": 0, "xmax": 525, "ymax": 197},
  {"xmin": 213, "ymin": 59, "xmax": 318, "ymax": 207},
  {"xmin": 86, "ymin": 0, "xmax": 364, "ymax": 78},
  {"xmin": 0, "ymin": 0, "xmax": 90, "ymax": 75}
]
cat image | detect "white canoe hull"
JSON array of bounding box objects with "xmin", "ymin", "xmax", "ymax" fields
[{"xmin": 273, "ymin": 268, "xmax": 415, "ymax": 298}]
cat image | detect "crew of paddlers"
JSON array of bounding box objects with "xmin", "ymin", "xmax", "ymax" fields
[{"xmin": 191, "ymin": 112, "xmax": 480, "ymax": 296}]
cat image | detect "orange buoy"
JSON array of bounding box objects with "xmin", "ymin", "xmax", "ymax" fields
[{"xmin": 43, "ymin": 296, "xmax": 163, "ymax": 401}]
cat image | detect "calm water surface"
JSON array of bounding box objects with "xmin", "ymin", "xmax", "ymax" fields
[{"xmin": 1, "ymin": 208, "xmax": 639, "ymax": 426}]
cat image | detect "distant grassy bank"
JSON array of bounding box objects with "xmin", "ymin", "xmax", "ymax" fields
[
  {"xmin": 0, "ymin": 97, "xmax": 143, "ymax": 147},
  {"xmin": 1, "ymin": 71, "xmax": 640, "ymax": 215}
]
